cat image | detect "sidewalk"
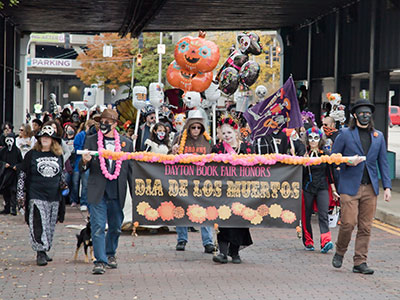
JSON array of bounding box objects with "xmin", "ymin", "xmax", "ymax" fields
[{"xmin": 375, "ymin": 179, "xmax": 400, "ymax": 227}]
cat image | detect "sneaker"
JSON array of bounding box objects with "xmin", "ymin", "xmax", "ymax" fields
[
  {"xmin": 204, "ymin": 244, "xmax": 215, "ymax": 254},
  {"xmin": 70, "ymin": 203, "xmax": 77, "ymax": 208},
  {"xmin": 321, "ymin": 241, "xmax": 333, "ymax": 254},
  {"xmin": 231, "ymin": 255, "xmax": 242, "ymax": 264},
  {"xmin": 353, "ymin": 263, "xmax": 374, "ymax": 275},
  {"xmin": 212, "ymin": 253, "xmax": 228, "ymax": 264},
  {"xmin": 305, "ymin": 244, "xmax": 315, "ymax": 251},
  {"xmin": 332, "ymin": 253, "xmax": 343, "ymax": 268},
  {"xmin": 176, "ymin": 241, "xmax": 186, "ymax": 251},
  {"xmin": 92, "ymin": 262, "xmax": 106, "ymax": 275},
  {"xmin": 107, "ymin": 256, "xmax": 118, "ymax": 269},
  {"xmin": 80, "ymin": 205, "xmax": 88, "ymax": 211},
  {"xmin": 36, "ymin": 251, "xmax": 48, "ymax": 266}
]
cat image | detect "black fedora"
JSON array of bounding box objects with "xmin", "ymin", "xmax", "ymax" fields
[
  {"xmin": 350, "ymin": 99, "xmax": 375, "ymax": 114},
  {"xmin": 36, "ymin": 125, "xmax": 62, "ymax": 144}
]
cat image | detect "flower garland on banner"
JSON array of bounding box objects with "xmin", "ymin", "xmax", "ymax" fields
[
  {"xmin": 98, "ymin": 150, "xmax": 349, "ymax": 167},
  {"xmin": 97, "ymin": 129, "xmax": 123, "ymax": 180}
]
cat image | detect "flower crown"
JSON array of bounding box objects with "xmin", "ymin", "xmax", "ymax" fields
[
  {"xmin": 301, "ymin": 110, "xmax": 315, "ymax": 123},
  {"xmin": 306, "ymin": 127, "xmax": 323, "ymax": 137},
  {"xmin": 218, "ymin": 115, "xmax": 239, "ymax": 130}
]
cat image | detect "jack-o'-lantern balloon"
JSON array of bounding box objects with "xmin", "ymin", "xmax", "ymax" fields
[
  {"xmin": 167, "ymin": 60, "xmax": 213, "ymax": 93},
  {"xmin": 175, "ymin": 31, "xmax": 220, "ymax": 74}
]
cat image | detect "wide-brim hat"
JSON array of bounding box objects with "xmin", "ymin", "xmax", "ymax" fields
[
  {"xmin": 36, "ymin": 125, "xmax": 61, "ymax": 144},
  {"xmin": 350, "ymin": 99, "xmax": 375, "ymax": 114},
  {"xmin": 94, "ymin": 108, "xmax": 121, "ymax": 124}
]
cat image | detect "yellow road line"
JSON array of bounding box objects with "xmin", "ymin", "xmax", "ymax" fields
[
  {"xmin": 373, "ymin": 219, "xmax": 400, "ymax": 232},
  {"xmin": 372, "ymin": 220, "xmax": 400, "ymax": 236}
]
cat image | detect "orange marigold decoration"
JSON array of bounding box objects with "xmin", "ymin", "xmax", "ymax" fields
[
  {"xmin": 173, "ymin": 206, "xmax": 185, "ymax": 219},
  {"xmin": 250, "ymin": 214, "xmax": 263, "ymax": 225},
  {"xmin": 133, "ymin": 221, "xmax": 139, "ymax": 228},
  {"xmin": 178, "ymin": 129, "xmax": 188, "ymax": 154},
  {"xmin": 257, "ymin": 204, "xmax": 269, "ymax": 217},
  {"xmin": 218, "ymin": 205, "xmax": 232, "ymax": 220},
  {"xmin": 214, "ymin": 223, "xmax": 219, "ymax": 230},
  {"xmin": 187, "ymin": 204, "xmax": 207, "ymax": 224},
  {"xmin": 231, "ymin": 202, "xmax": 246, "ymax": 216},
  {"xmin": 137, "ymin": 201, "xmax": 151, "ymax": 216},
  {"xmin": 157, "ymin": 201, "xmax": 176, "ymax": 221},
  {"xmin": 203, "ymin": 130, "xmax": 212, "ymax": 141},
  {"xmin": 241, "ymin": 207, "xmax": 257, "ymax": 221},
  {"xmin": 144, "ymin": 207, "xmax": 159, "ymax": 221},
  {"xmin": 269, "ymin": 204, "xmax": 283, "ymax": 219},
  {"xmin": 206, "ymin": 206, "xmax": 219, "ymax": 220},
  {"xmin": 281, "ymin": 210, "xmax": 297, "ymax": 224},
  {"xmin": 373, "ymin": 131, "xmax": 378, "ymax": 138}
]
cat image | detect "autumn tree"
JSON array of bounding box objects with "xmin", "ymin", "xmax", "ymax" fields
[{"xmin": 76, "ymin": 32, "xmax": 174, "ymax": 90}]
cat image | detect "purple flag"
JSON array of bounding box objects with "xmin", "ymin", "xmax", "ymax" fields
[{"xmin": 244, "ymin": 77, "xmax": 302, "ymax": 140}]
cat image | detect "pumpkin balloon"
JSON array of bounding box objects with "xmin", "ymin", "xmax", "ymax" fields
[
  {"xmin": 219, "ymin": 67, "xmax": 239, "ymax": 96},
  {"xmin": 175, "ymin": 32, "xmax": 220, "ymax": 74},
  {"xmin": 239, "ymin": 61, "xmax": 260, "ymax": 89},
  {"xmin": 167, "ymin": 61, "xmax": 213, "ymax": 93}
]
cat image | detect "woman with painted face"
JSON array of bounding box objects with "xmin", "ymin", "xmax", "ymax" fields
[
  {"xmin": 16, "ymin": 125, "xmax": 66, "ymax": 266},
  {"xmin": 143, "ymin": 122, "xmax": 170, "ymax": 154},
  {"xmin": 211, "ymin": 115, "xmax": 254, "ymax": 264},
  {"xmin": 301, "ymin": 127, "xmax": 338, "ymax": 253},
  {"xmin": 62, "ymin": 123, "xmax": 77, "ymax": 205}
]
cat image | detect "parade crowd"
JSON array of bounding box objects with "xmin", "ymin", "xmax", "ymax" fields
[{"xmin": 0, "ymin": 93, "xmax": 391, "ymax": 276}]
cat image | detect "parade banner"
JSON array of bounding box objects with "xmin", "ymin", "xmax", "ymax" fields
[{"xmin": 132, "ymin": 161, "xmax": 302, "ymax": 228}]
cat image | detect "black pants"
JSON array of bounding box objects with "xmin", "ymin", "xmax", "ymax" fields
[
  {"xmin": 302, "ymin": 189, "xmax": 330, "ymax": 247},
  {"xmin": 218, "ymin": 241, "xmax": 240, "ymax": 257},
  {"xmin": 2, "ymin": 189, "xmax": 17, "ymax": 213}
]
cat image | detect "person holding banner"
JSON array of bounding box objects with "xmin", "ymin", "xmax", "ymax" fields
[
  {"xmin": 302, "ymin": 127, "xmax": 338, "ymax": 253},
  {"xmin": 212, "ymin": 115, "xmax": 254, "ymax": 264},
  {"xmin": 171, "ymin": 110, "xmax": 215, "ymax": 253},
  {"xmin": 80, "ymin": 109, "xmax": 133, "ymax": 275},
  {"xmin": 331, "ymin": 99, "xmax": 391, "ymax": 275}
]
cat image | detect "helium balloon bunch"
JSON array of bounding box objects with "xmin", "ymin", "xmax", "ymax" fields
[
  {"xmin": 215, "ymin": 32, "xmax": 263, "ymax": 96},
  {"xmin": 167, "ymin": 31, "xmax": 220, "ymax": 94}
]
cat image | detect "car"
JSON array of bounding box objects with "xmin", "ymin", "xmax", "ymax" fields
[{"xmin": 389, "ymin": 105, "xmax": 400, "ymax": 127}]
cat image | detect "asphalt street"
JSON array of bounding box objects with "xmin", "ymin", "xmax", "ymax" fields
[{"xmin": 0, "ymin": 207, "xmax": 399, "ymax": 300}]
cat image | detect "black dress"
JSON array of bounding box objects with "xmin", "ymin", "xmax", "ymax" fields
[{"xmin": 212, "ymin": 141, "xmax": 253, "ymax": 247}]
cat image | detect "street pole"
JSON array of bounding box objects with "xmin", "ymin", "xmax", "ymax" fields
[
  {"xmin": 130, "ymin": 56, "xmax": 135, "ymax": 92},
  {"xmin": 155, "ymin": 32, "xmax": 163, "ymax": 123}
]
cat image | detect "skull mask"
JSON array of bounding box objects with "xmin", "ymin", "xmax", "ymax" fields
[{"xmin": 5, "ymin": 136, "xmax": 15, "ymax": 152}]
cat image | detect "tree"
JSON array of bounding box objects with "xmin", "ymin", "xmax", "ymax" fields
[
  {"xmin": 76, "ymin": 32, "xmax": 174, "ymax": 90},
  {"xmin": 0, "ymin": 0, "xmax": 18, "ymax": 9}
]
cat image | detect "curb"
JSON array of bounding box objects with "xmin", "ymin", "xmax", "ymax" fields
[{"xmin": 375, "ymin": 208, "xmax": 400, "ymax": 228}]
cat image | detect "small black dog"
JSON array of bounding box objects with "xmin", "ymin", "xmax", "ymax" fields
[{"xmin": 74, "ymin": 217, "xmax": 94, "ymax": 263}]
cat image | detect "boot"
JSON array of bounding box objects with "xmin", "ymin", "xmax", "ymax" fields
[
  {"xmin": 36, "ymin": 251, "xmax": 48, "ymax": 266},
  {"xmin": 44, "ymin": 253, "xmax": 53, "ymax": 262}
]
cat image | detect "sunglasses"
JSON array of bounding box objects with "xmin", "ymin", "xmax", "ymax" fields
[
  {"xmin": 19, "ymin": 129, "xmax": 24, "ymax": 132},
  {"xmin": 190, "ymin": 126, "xmax": 202, "ymax": 130}
]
